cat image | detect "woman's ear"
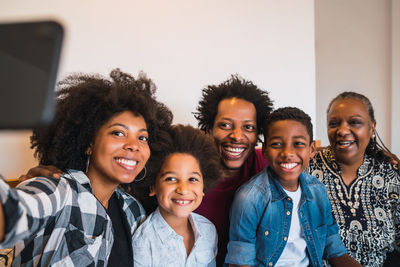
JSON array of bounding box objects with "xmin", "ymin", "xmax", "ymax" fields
[
  {"xmin": 149, "ymin": 185, "xmax": 156, "ymax": 197},
  {"xmin": 86, "ymin": 145, "xmax": 92, "ymax": 156},
  {"xmin": 371, "ymin": 120, "xmax": 377, "ymax": 137}
]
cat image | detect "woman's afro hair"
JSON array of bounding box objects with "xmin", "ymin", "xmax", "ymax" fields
[{"xmin": 31, "ymin": 69, "xmax": 173, "ymax": 178}]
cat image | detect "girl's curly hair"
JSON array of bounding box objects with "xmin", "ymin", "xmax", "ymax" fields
[
  {"xmin": 131, "ymin": 124, "xmax": 222, "ymax": 214},
  {"xmin": 31, "ymin": 69, "xmax": 173, "ymax": 184},
  {"xmin": 193, "ymin": 74, "xmax": 273, "ymax": 137}
]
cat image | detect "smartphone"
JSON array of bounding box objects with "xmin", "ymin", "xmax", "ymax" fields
[{"xmin": 0, "ymin": 20, "xmax": 63, "ymax": 129}]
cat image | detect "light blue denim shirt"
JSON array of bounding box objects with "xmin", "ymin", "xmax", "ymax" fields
[
  {"xmin": 225, "ymin": 167, "xmax": 347, "ymax": 267},
  {"xmin": 132, "ymin": 207, "xmax": 217, "ymax": 267}
]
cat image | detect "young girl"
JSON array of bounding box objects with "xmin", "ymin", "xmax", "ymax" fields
[
  {"xmin": 0, "ymin": 69, "xmax": 172, "ymax": 266},
  {"xmin": 132, "ymin": 124, "xmax": 222, "ymax": 267}
]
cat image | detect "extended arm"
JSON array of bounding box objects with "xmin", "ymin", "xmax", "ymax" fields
[{"xmin": 0, "ymin": 177, "xmax": 67, "ymax": 248}]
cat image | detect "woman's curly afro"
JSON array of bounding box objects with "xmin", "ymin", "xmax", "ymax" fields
[{"xmin": 31, "ymin": 69, "xmax": 173, "ymax": 177}]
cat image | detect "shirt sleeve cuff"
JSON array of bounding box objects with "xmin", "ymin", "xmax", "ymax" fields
[
  {"xmin": 324, "ymin": 233, "xmax": 348, "ymax": 259},
  {"xmin": 225, "ymin": 241, "xmax": 256, "ymax": 265}
]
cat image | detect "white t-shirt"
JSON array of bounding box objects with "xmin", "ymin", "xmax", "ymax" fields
[{"xmin": 275, "ymin": 186, "xmax": 309, "ymax": 267}]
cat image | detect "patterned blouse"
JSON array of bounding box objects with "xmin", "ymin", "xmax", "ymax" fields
[{"xmin": 307, "ymin": 147, "xmax": 400, "ymax": 267}]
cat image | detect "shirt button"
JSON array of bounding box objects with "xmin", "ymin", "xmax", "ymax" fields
[
  {"xmin": 269, "ymin": 262, "xmax": 273, "ymax": 266},
  {"xmin": 283, "ymin": 236, "xmax": 287, "ymax": 241},
  {"xmin": 286, "ymin": 211, "xmax": 290, "ymax": 215},
  {"xmin": 264, "ymin": 230, "xmax": 269, "ymax": 236}
]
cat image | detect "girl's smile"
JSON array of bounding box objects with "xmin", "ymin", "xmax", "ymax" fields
[{"xmin": 150, "ymin": 153, "xmax": 205, "ymax": 225}]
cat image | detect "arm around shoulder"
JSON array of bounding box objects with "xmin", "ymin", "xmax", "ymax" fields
[
  {"xmin": 328, "ymin": 254, "xmax": 361, "ymax": 267},
  {"xmin": 0, "ymin": 201, "xmax": 4, "ymax": 242}
]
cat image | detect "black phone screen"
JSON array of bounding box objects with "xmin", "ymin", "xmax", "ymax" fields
[{"xmin": 0, "ymin": 21, "xmax": 63, "ymax": 129}]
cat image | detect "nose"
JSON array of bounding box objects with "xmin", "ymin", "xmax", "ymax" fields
[
  {"xmin": 280, "ymin": 144, "xmax": 294, "ymax": 158},
  {"xmin": 176, "ymin": 181, "xmax": 189, "ymax": 195},
  {"xmin": 229, "ymin": 127, "xmax": 245, "ymax": 142},
  {"xmin": 123, "ymin": 137, "xmax": 139, "ymax": 152},
  {"xmin": 336, "ymin": 121, "xmax": 350, "ymax": 137}
]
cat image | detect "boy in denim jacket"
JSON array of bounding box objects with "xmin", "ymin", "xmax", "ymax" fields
[{"xmin": 225, "ymin": 107, "xmax": 360, "ymax": 267}]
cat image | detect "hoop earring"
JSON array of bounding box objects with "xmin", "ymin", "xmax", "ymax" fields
[{"xmin": 135, "ymin": 166, "xmax": 147, "ymax": 182}]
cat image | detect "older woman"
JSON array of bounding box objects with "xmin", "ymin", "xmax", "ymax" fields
[{"xmin": 307, "ymin": 92, "xmax": 400, "ymax": 266}]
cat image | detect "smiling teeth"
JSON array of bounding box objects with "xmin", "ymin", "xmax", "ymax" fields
[
  {"xmin": 280, "ymin": 163, "xmax": 298, "ymax": 169},
  {"xmin": 116, "ymin": 158, "xmax": 137, "ymax": 166},
  {"xmin": 174, "ymin": 200, "xmax": 191, "ymax": 205},
  {"xmin": 337, "ymin": 141, "xmax": 355, "ymax": 147},
  {"xmin": 224, "ymin": 147, "xmax": 245, "ymax": 153}
]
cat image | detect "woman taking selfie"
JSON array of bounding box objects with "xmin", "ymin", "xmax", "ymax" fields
[{"xmin": 0, "ymin": 69, "xmax": 172, "ymax": 266}]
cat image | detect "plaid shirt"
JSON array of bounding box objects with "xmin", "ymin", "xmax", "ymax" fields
[{"xmin": 0, "ymin": 170, "xmax": 145, "ymax": 266}]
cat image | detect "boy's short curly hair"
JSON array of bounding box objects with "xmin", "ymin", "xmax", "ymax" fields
[
  {"xmin": 132, "ymin": 124, "xmax": 222, "ymax": 213},
  {"xmin": 194, "ymin": 75, "xmax": 273, "ymax": 136},
  {"xmin": 31, "ymin": 69, "xmax": 173, "ymax": 179},
  {"xmin": 263, "ymin": 107, "xmax": 313, "ymax": 143}
]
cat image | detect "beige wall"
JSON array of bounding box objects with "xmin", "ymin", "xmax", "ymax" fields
[
  {"xmin": 2, "ymin": 0, "xmax": 397, "ymax": 180},
  {"xmin": 0, "ymin": 0, "xmax": 316, "ymax": 179},
  {"xmin": 392, "ymin": 0, "xmax": 400, "ymax": 155},
  {"xmin": 0, "ymin": 131, "xmax": 37, "ymax": 179},
  {"xmin": 315, "ymin": 0, "xmax": 395, "ymax": 153}
]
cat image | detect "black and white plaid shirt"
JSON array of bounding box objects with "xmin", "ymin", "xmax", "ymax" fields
[{"xmin": 0, "ymin": 169, "xmax": 145, "ymax": 266}]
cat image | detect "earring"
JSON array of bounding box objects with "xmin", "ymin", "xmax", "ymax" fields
[
  {"xmin": 134, "ymin": 166, "xmax": 147, "ymax": 182},
  {"xmin": 372, "ymin": 133, "xmax": 376, "ymax": 139},
  {"xmin": 85, "ymin": 147, "xmax": 92, "ymax": 173},
  {"xmin": 85, "ymin": 156, "xmax": 90, "ymax": 173}
]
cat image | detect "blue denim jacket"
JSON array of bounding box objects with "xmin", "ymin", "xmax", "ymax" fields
[{"xmin": 225, "ymin": 167, "xmax": 347, "ymax": 267}]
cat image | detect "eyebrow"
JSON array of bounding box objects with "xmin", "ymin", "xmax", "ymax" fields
[
  {"xmin": 159, "ymin": 171, "xmax": 201, "ymax": 176},
  {"xmin": 268, "ymin": 135, "xmax": 308, "ymax": 140},
  {"xmin": 219, "ymin": 117, "xmax": 256, "ymax": 123},
  {"xmin": 293, "ymin": 135, "xmax": 308, "ymax": 139},
  {"xmin": 108, "ymin": 123, "xmax": 148, "ymax": 132},
  {"xmin": 349, "ymin": 115, "xmax": 363, "ymax": 119},
  {"xmin": 329, "ymin": 115, "xmax": 364, "ymax": 119}
]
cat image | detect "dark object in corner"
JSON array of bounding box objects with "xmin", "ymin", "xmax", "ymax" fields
[{"xmin": 0, "ymin": 20, "xmax": 63, "ymax": 129}]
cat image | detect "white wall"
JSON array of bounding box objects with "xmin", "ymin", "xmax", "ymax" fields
[
  {"xmin": 0, "ymin": 0, "xmax": 316, "ymax": 179},
  {"xmin": 392, "ymin": 0, "xmax": 400, "ymax": 155},
  {"xmin": 315, "ymin": 0, "xmax": 396, "ymax": 154}
]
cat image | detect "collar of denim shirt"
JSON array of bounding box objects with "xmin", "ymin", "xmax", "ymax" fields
[{"xmin": 266, "ymin": 167, "xmax": 314, "ymax": 203}]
